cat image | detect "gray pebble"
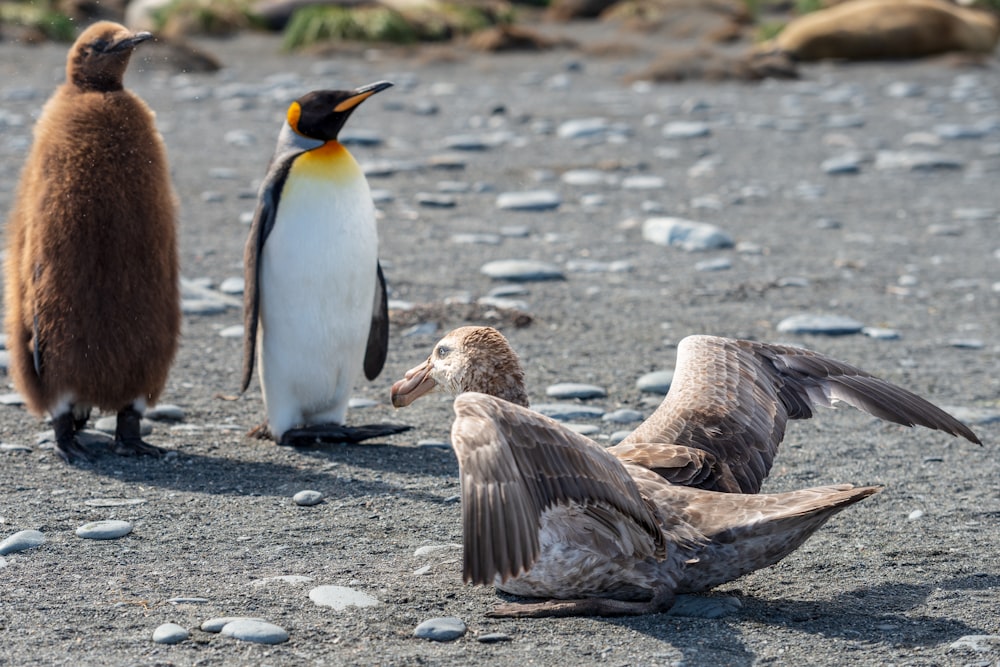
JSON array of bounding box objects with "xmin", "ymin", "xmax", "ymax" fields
[
  {"xmin": 437, "ymin": 180, "xmax": 469, "ymax": 193},
  {"xmin": 0, "ymin": 529, "xmax": 45, "ymax": 555},
  {"xmin": 76, "ymin": 520, "xmax": 133, "ymax": 540},
  {"xmin": 545, "ymin": 383, "xmax": 606, "ymax": 400},
  {"xmin": 417, "ymin": 439, "xmax": 452, "ymax": 449},
  {"xmin": 308, "ymin": 585, "xmax": 379, "ymax": 611},
  {"xmin": 414, "ymin": 617, "xmax": 467, "ymax": 642},
  {"xmin": 477, "ymin": 296, "xmax": 529, "ymax": 312},
  {"xmin": 637, "ymin": 371, "xmax": 673, "ymax": 395},
  {"xmin": 480, "ymin": 259, "xmax": 564, "ymax": 282},
  {"xmin": 293, "ymin": 490, "xmax": 323, "ymax": 506},
  {"xmin": 146, "ymin": 404, "xmax": 185, "ymax": 422},
  {"xmin": 477, "ymin": 632, "xmax": 512, "ymax": 643},
  {"xmin": 496, "ymin": 190, "xmax": 561, "ymax": 211},
  {"xmin": 776, "ymin": 314, "xmax": 864, "ymax": 336},
  {"xmin": 181, "ymin": 299, "xmax": 229, "ymax": 316},
  {"xmin": 561, "ymin": 169, "xmax": 615, "ymax": 187},
  {"xmin": 219, "ymin": 325, "xmax": 244, "ymax": 339},
  {"xmin": 94, "ymin": 416, "xmax": 153, "ymax": 436},
  {"xmin": 862, "ymin": 327, "xmax": 901, "ymax": 340},
  {"xmin": 220, "ymin": 619, "xmax": 289, "ymax": 644},
  {"xmin": 885, "ymin": 81, "xmax": 923, "ymax": 98},
  {"xmin": 642, "ymin": 217, "xmax": 734, "ymax": 252},
  {"xmin": 348, "ymin": 397, "xmax": 378, "ymax": 409},
  {"xmin": 443, "ymin": 134, "xmax": 490, "ymax": 151},
  {"xmin": 663, "ymin": 121, "xmax": 710, "ymax": 139},
  {"xmin": 908, "ymin": 509, "xmax": 925, "ymax": 521},
  {"xmin": 621, "ymin": 175, "xmax": 665, "ymax": 190},
  {"xmin": 371, "ymin": 188, "xmax": 394, "ymax": 204},
  {"xmin": 609, "ymin": 430, "xmax": 632, "ymax": 444},
  {"xmin": 152, "ymin": 623, "xmax": 189, "ymax": 645},
  {"xmin": 952, "ymin": 208, "xmax": 995, "ymax": 221},
  {"xmin": 403, "ymin": 322, "xmax": 439, "ymax": 337},
  {"xmin": 822, "ymin": 154, "xmax": 862, "ymax": 175},
  {"xmin": 695, "ymin": 257, "xmax": 732, "ymax": 272},
  {"xmin": 451, "ymin": 233, "xmax": 501, "ymax": 245},
  {"xmin": 201, "ymin": 617, "xmax": 267, "ymax": 633},
  {"xmin": 824, "ymin": 114, "xmax": 865, "ymax": 129},
  {"xmin": 564, "ymin": 423, "xmax": 601, "ymax": 436},
  {"xmin": 219, "ymin": 277, "xmax": 244, "ymax": 295},
  {"xmin": 948, "ymin": 338, "xmax": 984, "ymax": 349},
  {"xmin": 874, "ymin": 150, "xmax": 963, "ymax": 171},
  {"xmin": 0, "ymin": 392, "xmax": 24, "ymax": 405},
  {"xmin": 0, "ymin": 443, "xmax": 31, "ymax": 453},
  {"xmin": 416, "ymin": 193, "xmax": 456, "ymax": 208},
  {"xmin": 557, "ymin": 117, "xmax": 609, "ymax": 139},
  {"xmin": 603, "ymin": 409, "xmax": 644, "ymax": 424},
  {"xmin": 534, "ymin": 403, "xmax": 606, "ymax": 421},
  {"xmin": 934, "ymin": 123, "xmax": 988, "ymax": 140}
]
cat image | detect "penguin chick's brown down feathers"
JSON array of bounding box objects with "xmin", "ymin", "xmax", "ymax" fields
[{"xmin": 3, "ymin": 21, "xmax": 180, "ymax": 463}]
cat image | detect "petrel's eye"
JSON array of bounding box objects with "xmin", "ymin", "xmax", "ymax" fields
[{"xmin": 436, "ymin": 345, "xmax": 450, "ymax": 359}]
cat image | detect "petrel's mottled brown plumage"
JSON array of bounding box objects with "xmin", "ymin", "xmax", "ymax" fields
[
  {"xmin": 391, "ymin": 326, "xmax": 980, "ymax": 616},
  {"xmin": 3, "ymin": 22, "xmax": 180, "ymax": 462}
]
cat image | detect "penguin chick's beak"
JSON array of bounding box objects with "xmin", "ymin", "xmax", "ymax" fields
[
  {"xmin": 334, "ymin": 81, "xmax": 394, "ymax": 113},
  {"xmin": 110, "ymin": 31, "xmax": 154, "ymax": 53},
  {"xmin": 390, "ymin": 358, "xmax": 436, "ymax": 408}
]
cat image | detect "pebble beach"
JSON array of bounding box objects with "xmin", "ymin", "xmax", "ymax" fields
[{"xmin": 0, "ymin": 20, "xmax": 998, "ymax": 666}]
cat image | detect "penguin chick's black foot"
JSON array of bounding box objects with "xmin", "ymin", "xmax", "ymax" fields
[
  {"xmin": 53, "ymin": 411, "xmax": 92, "ymax": 463},
  {"xmin": 278, "ymin": 422, "xmax": 412, "ymax": 446},
  {"xmin": 113, "ymin": 406, "xmax": 164, "ymax": 457}
]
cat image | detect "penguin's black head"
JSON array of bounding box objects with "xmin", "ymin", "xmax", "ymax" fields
[
  {"xmin": 68, "ymin": 21, "xmax": 153, "ymax": 92},
  {"xmin": 287, "ymin": 81, "xmax": 393, "ymax": 142}
]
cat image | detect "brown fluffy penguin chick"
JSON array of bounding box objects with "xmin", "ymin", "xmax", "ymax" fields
[{"xmin": 3, "ymin": 21, "xmax": 180, "ymax": 463}]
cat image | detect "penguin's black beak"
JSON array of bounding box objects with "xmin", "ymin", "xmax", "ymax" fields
[
  {"xmin": 110, "ymin": 31, "xmax": 154, "ymax": 53},
  {"xmin": 333, "ymin": 81, "xmax": 394, "ymax": 113}
]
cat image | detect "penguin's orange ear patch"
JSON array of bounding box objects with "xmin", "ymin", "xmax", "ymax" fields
[{"xmin": 286, "ymin": 101, "xmax": 302, "ymax": 133}]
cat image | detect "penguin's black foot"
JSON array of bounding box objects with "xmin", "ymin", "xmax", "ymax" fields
[
  {"xmin": 53, "ymin": 411, "xmax": 92, "ymax": 464},
  {"xmin": 278, "ymin": 422, "xmax": 412, "ymax": 447},
  {"xmin": 113, "ymin": 407, "xmax": 164, "ymax": 458}
]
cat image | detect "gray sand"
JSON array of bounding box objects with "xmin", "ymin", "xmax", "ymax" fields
[{"xmin": 0, "ymin": 27, "xmax": 997, "ymax": 666}]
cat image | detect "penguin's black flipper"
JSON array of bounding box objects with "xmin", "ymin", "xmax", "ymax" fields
[
  {"xmin": 279, "ymin": 422, "xmax": 412, "ymax": 446},
  {"xmin": 363, "ymin": 262, "xmax": 390, "ymax": 381},
  {"xmin": 240, "ymin": 160, "xmax": 292, "ymax": 393}
]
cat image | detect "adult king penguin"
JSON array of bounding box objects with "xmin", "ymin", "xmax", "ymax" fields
[
  {"xmin": 3, "ymin": 22, "xmax": 180, "ymax": 463},
  {"xmin": 242, "ymin": 82, "xmax": 409, "ymax": 446}
]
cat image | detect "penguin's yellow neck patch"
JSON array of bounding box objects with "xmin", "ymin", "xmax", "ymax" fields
[{"xmin": 293, "ymin": 141, "xmax": 360, "ymax": 181}]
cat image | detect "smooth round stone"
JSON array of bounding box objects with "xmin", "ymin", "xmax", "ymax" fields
[
  {"xmin": 181, "ymin": 299, "xmax": 229, "ymax": 315},
  {"xmin": 0, "ymin": 392, "xmax": 24, "ymax": 405},
  {"xmin": 695, "ymin": 257, "xmax": 732, "ymax": 272},
  {"xmin": 443, "ymin": 134, "xmax": 490, "ymax": 151},
  {"xmin": 293, "ymin": 490, "xmax": 323, "ymax": 506},
  {"xmin": 534, "ymin": 403, "xmax": 606, "ymax": 421},
  {"xmin": 642, "ymin": 217, "xmax": 734, "ymax": 252},
  {"xmin": 934, "ymin": 124, "xmax": 987, "ymax": 140},
  {"xmin": 220, "ymin": 619, "xmax": 288, "ymax": 644},
  {"xmin": 822, "ymin": 154, "xmax": 862, "ymax": 174},
  {"xmin": 908, "ymin": 509, "xmax": 925, "ymax": 521},
  {"xmin": 94, "ymin": 416, "xmax": 153, "ymax": 436},
  {"xmin": 417, "ymin": 439, "xmax": 452, "ymax": 449},
  {"xmin": 146, "ymin": 404, "xmax": 185, "ymax": 421},
  {"xmin": 776, "ymin": 314, "xmax": 864, "ymax": 336},
  {"xmin": 561, "ymin": 169, "xmax": 613, "ymax": 186},
  {"xmin": 495, "ymin": 190, "xmax": 561, "ymax": 211},
  {"xmin": 480, "ymin": 260, "xmax": 564, "ymax": 282},
  {"xmin": 545, "ymin": 383, "xmax": 606, "ymax": 400},
  {"xmin": 477, "ymin": 632, "xmax": 512, "ymax": 643},
  {"xmin": 602, "ymin": 409, "xmax": 644, "ymax": 424},
  {"xmin": 370, "ymin": 188, "xmax": 394, "ymax": 204},
  {"xmin": 416, "ymin": 193, "xmax": 456, "ymax": 208},
  {"xmin": 637, "ymin": 371, "xmax": 673, "ymax": 395},
  {"xmin": 166, "ymin": 597, "xmax": 209, "ymax": 605},
  {"xmin": 201, "ymin": 617, "xmax": 267, "ymax": 633},
  {"xmin": 564, "ymin": 423, "xmax": 601, "ymax": 436},
  {"xmin": 609, "ymin": 430, "xmax": 632, "ymax": 444},
  {"xmin": 152, "ymin": 623, "xmax": 189, "ymax": 644},
  {"xmin": 885, "ymin": 81, "xmax": 923, "ymax": 98},
  {"xmin": 76, "ymin": 520, "xmax": 133, "ymax": 540},
  {"xmin": 621, "ymin": 175, "xmax": 665, "ymax": 190},
  {"xmin": 219, "ymin": 276, "xmax": 244, "ymax": 295},
  {"xmin": 414, "ymin": 617, "xmax": 467, "ymax": 642},
  {"xmin": 477, "ymin": 296, "xmax": 529, "ymax": 311},
  {"xmin": 874, "ymin": 150, "xmax": 963, "ymax": 171},
  {"xmin": 348, "ymin": 397, "xmax": 378, "ymax": 409},
  {"xmin": 952, "ymin": 208, "xmax": 995, "ymax": 221},
  {"xmin": 0, "ymin": 443, "xmax": 31, "ymax": 452},
  {"xmin": 948, "ymin": 339, "xmax": 984, "ymax": 349},
  {"xmin": 0, "ymin": 529, "xmax": 45, "ymax": 555},
  {"xmin": 663, "ymin": 121, "xmax": 710, "ymax": 139},
  {"xmin": 219, "ymin": 325, "xmax": 244, "ymax": 339},
  {"xmin": 949, "ymin": 635, "xmax": 1000, "ymax": 652},
  {"xmin": 862, "ymin": 327, "xmax": 901, "ymax": 340},
  {"xmin": 557, "ymin": 117, "xmax": 609, "ymax": 139},
  {"xmin": 309, "ymin": 585, "xmax": 380, "ymax": 611},
  {"xmin": 451, "ymin": 233, "xmax": 501, "ymax": 245}
]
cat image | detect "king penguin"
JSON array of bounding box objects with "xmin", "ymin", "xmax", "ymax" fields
[
  {"xmin": 3, "ymin": 22, "xmax": 181, "ymax": 463},
  {"xmin": 241, "ymin": 82, "xmax": 409, "ymax": 446}
]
